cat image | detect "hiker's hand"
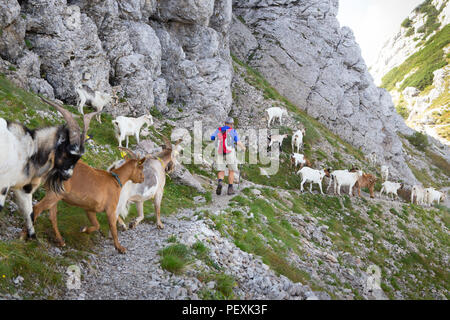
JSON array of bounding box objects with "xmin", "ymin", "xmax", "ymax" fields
[{"xmin": 237, "ymin": 141, "xmax": 246, "ymax": 152}]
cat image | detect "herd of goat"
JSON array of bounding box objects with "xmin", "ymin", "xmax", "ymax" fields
[
  {"xmin": 265, "ymin": 107, "xmax": 447, "ymax": 207},
  {"xmin": 0, "ymin": 90, "xmax": 447, "ymax": 254}
]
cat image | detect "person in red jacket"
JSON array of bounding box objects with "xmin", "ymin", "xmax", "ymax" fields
[{"xmin": 211, "ymin": 117, "xmax": 246, "ymax": 195}]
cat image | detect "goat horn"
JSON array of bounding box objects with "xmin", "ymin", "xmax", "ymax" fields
[
  {"xmin": 81, "ymin": 111, "xmax": 98, "ymax": 146},
  {"xmin": 144, "ymin": 154, "xmax": 157, "ymax": 160},
  {"xmin": 118, "ymin": 147, "xmax": 137, "ymax": 159},
  {"xmin": 40, "ymin": 96, "xmax": 81, "ymax": 146},
  {"xmin": 162, "ymin": 136, "xmax": 172, "ymax": 149}
]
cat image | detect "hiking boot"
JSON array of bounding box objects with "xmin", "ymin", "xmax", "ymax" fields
[
  {"xmin": 227, "ymin": 185, "xmax": 235, "ymax": 195},
  {"xmin": 216, "ymin": 183, "xmax": 223, "ymax": 195}
]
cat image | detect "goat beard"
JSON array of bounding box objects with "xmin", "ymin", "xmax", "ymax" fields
[{"xmin": 44, "ymin": 168, "xmax": 68, "ymax": 193}]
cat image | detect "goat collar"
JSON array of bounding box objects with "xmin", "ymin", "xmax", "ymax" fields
[
  {"xmin": 157, "ymin": 157, "xmax": 165, "ymax": 168},
  {"xmin": 110, "ymin": 172, "xmax": 123, "ymax": 188}
]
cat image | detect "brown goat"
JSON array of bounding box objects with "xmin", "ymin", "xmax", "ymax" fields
[
  {"xmin": 290, "ymin": 154, "xmax": 312, "ymax": 169},
  {"xmin": 353, "ymin": 173, "xmax": 377, "ymax": 198},
  {"xmin": 32, "ymin": 150, "xmax": 146, "ymax": 253}
]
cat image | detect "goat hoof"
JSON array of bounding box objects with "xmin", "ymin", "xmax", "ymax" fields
[
  {"xmin": 57, "ymin": 241, "xmax": 66, "ymax": 247},
  {"xmin": 116, "ymin": 246, "xmax": 127, "ymax": 254},
  {"xmin": 80, "ymin": 226, "xmax": 87, "ymax": 233},
  {"xmin": 129, "ymin": 222, "xmax": 137, "ymax": 229},
  {"xmin": 27, "ymin": 231, "xmax": 36, "ymax": 240},
  {"xmin": 157, "ymin": 223, "xmax": 164, "ymax": 230}
]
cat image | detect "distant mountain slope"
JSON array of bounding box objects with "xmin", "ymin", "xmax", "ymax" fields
[{"xmin": 370, "ymin": 0, "xmax": 449, "ymax": 145}]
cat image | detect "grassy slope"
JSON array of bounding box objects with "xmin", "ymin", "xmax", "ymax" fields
[
  {"xmin": 0, "ymin": 74, "xmax": 204, "ymax": 298},
  {"xmin": 215, "ymin": 56, "xmax": 450, "ymax": 299},
  {"xmin": 211, "ymin": 189, "xmax": 449, "ymax": 299},
  {"xmin": 381, "ymin": 24, "xmax": 449, "ymax": 92}
]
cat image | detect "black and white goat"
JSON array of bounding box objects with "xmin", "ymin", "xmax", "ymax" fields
[{"xmin": 0, "ymin": 97, "xmax": 97, "ymax": 238}]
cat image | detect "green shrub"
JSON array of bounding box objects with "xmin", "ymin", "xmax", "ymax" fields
[
  {"xmin": 407, "ymin": 132, "xmax": 429, "ymax": 151},
  {"xmin": 401, "ymin": 18, "xmax": 412, "ymax": 28},
  {"xmin": 406, "ymin": 27, "xmax": 415, "ymax": 37}
]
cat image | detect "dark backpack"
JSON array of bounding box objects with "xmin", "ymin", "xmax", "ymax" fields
[{"xmin": 217, "ymin": 127, "xmax": 234, "ymax": 155}]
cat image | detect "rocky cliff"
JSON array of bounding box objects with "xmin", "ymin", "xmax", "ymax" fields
[
  {"xmin": 230, "ymin": 0, "xmax": 421, "ymax": 182},
  {"xmin": 370, "ymin": 0, "xmax": 449, "ymax": 85},
  {"xmin": 0, "ymin": 0, "xmax": 448, "ymax": 182},
  {"xmin": 369, "ymin": 0, "xmax": 449, "ymax": 146},
  {"xmin": 0, "ymin": 0, "xmax": 233, "ymax": 119}
]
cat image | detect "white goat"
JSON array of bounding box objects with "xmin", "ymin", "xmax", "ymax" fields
[
  {"xmin": 291, "ymin": 153, "xmax": 310, "ymax": 169},
  {"xmin": 113, "ymin": 139, "xmax": 180, "ymax": 230},
  {"xmin": 368, "ymin": 153, "xmax": 378, "ymax": 166},
  {"xmin": 381, "ymin": 165, "xmax": 389, "ymax": 182},
  {"xmin": 411, "ymin": 185, "xmax": 425, "ymax": 205},
  {"xmin": 333, "ymin": 170, "xmax": 363, "ymax": 196},
  {"xmin": 112, "ymin": 115, "xmax": 154, "ymax": 148},
  {"xmin": 424, "ymin": 188, "xmax": 445, "ymax": 206},
  {"xmin": 291, "ymin": 129, "xmax": 306, "ymax": 153},
  {"xmin": 297, "ymin": 167, "xmax": 330, "ymax": 195},
  {"xmin": 380, "ymin": 181, "xmax": 403, "ymax": 200},
  {"xmin": 269, "ymin": 134, "xmax": 288, "ymax": 149},
  {"xmin": 266, "ymin": 107, "xmax": 288, "ymax": 127},
  {"xmin": 0, "ymin": 97, "xmax": 95, "ymax": 239},
  {"xmin": 76, "ymin": 85, "xmax": 112, "ymax": 123}
]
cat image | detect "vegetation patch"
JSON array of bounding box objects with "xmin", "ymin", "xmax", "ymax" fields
[{"xmin": 381, "ymin": 25, "xmax": 449, "ymax": 91}]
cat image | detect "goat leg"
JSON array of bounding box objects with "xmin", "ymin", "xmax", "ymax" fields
[
  {"xmin": 130, "ymin": 201, "xmax": 144, "ymax": 229},
  {"xmin": 154, "ymin": 195, "xmax": 164, "ymax": 229},
  {"xmin": 49, "ymin": 204, "xmax": 65, "ymax": 247},
  {"xmin": 81, "ymin": 210, "xmax": 100, "ymax": 234},
  {"xmin": 106, "ymin": 208, "xmax": 126, "ymax": 254}
]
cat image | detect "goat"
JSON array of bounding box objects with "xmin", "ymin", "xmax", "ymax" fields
[
  {"xmin": 32, "ymin": 148, "xmax": 146, "ymax": 253},
  {"xmin": 114, "ymin": 138, "xmax": 181, "ymax": 230},
  {"xmin": 424, "ymin": 188, "xmax": 445, "ymax": 206},
  {"xmin": 76, "ymin": 84, "xmax": 112, "ymax": 123},
  {"xmin": 291, "ymin": 129, "xmax": 306, "ymax": 153},
  {"xmin": 327, "ymin": 167, "xmax": 359, "ymax": 194},
  {"xmin": 411, "ymin": 185, "xmax": 425, "ymax": 205},
  {"xmin": 268, "ymin": 134, "xmax": 288, "ymax": 149},
  {"xmin": 368, "ymin": 152, "xmax": 378, "ymax": 166},
  {"xmin": 353, "ymin": 173, "xmax": 377, "ymax": 198},
  {"xmin": 290, "ymin": 153, "xmax": 311, "ymax": 170},
  {"xmin": 0, "ymin": 97, "xmax": 96, "ymax": 239},
  {"xmin": 112, "ymin": 115, "xmax": 154, "ymax": 148},
  {"xmin": 266, "ymin": 107, "xmax": 288, "ymax": 127},
  {"xmin": 333, "ymin": 170, "xmax": 363, "ymax": 196},
  {"xmin": 380, "ymin": 181, "xmax": 403, "ymax": 200},
  {"xmin": 381, "ymin": 165, "xmax": 389, "ymax": 182},
  {"xmin": 297, "ymin": 167, "xmax": 331, "ymax": 195}
]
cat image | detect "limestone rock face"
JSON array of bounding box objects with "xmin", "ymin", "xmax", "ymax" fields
[
  {"xmin": 21, "ymin": 0, "xmax": 110, "ymax": 104},
  {"xmin": 0, "ymin": 0, "xmax": 25, "ymax": 62},
  {"xmin": 0, "ymin": 0, "xmax": 232, "ymax": 119},
  {"xmin": 232, "ymin": 0, "xmax": 417, "ymax": 181}
]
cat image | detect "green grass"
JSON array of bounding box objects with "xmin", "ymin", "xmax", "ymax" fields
[
  {"xmin": 0, "ymin": 240, "xmax": 72, "ymax": 298},
  {"xmin": 159, "ymin": 243, "xmax": 192, "ymax": 274},
  {"xmin": 406, "ymin": 132, "xmax": 429, "ymax": 151},
  {"xmin": 381, "ymin": 25, "xmax": 450, "ymax": 91}
]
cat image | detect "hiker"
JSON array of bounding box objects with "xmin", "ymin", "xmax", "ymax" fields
[{"xmin": 211, "ymin": 117, "xmax": 246, "ymax": 195}]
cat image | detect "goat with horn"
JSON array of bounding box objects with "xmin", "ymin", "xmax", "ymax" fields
[
  {"xmin": 0, "ymin": 96, "xmax": 97, "ymax": 239},
  {"xmin": 32, "ymin": 148, "xmax": 146, "ymax": 253},
  {"xmin": 112, "ymin": 137, "xmax": 182, "ymax": 230}
]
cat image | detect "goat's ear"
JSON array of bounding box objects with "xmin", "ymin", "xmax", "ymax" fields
[{"xmin": 138, "ymin": 157, "xmax": 146, "ymax": 165}]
